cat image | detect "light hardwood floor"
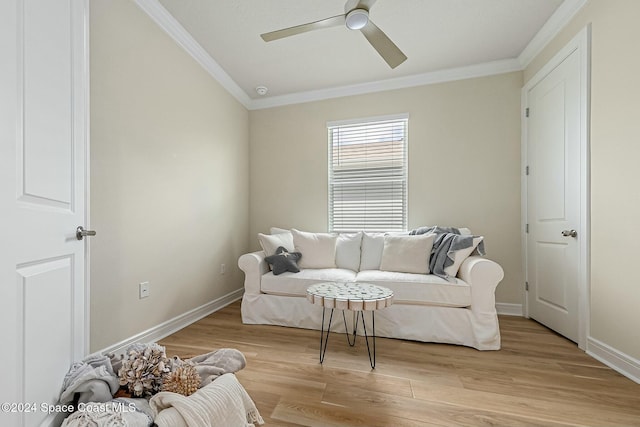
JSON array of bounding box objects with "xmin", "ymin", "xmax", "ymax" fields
[{"xmin": 159, "ymin": 301, "xmax": 640, "ymax": 426}]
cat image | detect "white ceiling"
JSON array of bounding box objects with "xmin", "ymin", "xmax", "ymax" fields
[{"xmin": 144, "ymin": 0, "xmax": 583, "ymax": 108}]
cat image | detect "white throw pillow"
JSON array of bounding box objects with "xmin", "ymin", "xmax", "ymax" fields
[
  {"xmin": 292, "ymin": 229, "xmax": 338, "ymax": 269},
  {"xmin": 258, "ymin": 232, "xmax": 294, "ymax": 256},
  {"xmin": 359, "ymin": 233, "xmax": 385, "ymax": 271},
  {"xmin": 443, "ymin": 236, "xmax": 484, "ymax": 277},
  {"xmin": 379, "ymin": 234, "xmax": 435, "ymax": 274},
  {"xmin": 335, "ymin": 232, "xmax": 363, "ymax": 271}
]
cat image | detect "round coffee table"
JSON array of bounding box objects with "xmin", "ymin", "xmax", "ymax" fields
[{"xmin": 306, "ymin": 282, "xmax": 393, "ymax": 369}]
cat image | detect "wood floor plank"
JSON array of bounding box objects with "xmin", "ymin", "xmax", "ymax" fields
[
  {"xmin": 321, "ymin": 383, "xmax": 575, "ymax": 427},
  {"xmin": 158, "ymin": 302, "xmax": 640, "ymax": 426},
  {"xmin": 271, "ymin": 397, "xmax": 438, "ymax": 427},
  {"xmin": 458, "ymin": 373, "xmax": 640, "ymax": 416},
  {"xmin": 410, "ymin": 380, "xmax": 640, "ymax": 426}
]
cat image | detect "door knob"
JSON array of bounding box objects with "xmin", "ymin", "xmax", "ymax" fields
[
  {"xmin": 561, "ymin": 229, "xmax": 577, "ymax": 238},
  {"xmin": 76, "ymin": 226, "xmax": 96, "ymax": 240}
]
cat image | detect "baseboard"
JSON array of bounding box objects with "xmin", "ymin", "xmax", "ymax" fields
[
  {"xmin": 496, "ymin": 303, "xmax": 523, "ymax": 316},
  {"xmin": 587, "ymin": 337, "xmax": 640, "ymax": 384},
  {"xmin": 98, "ymin": 288, "xmax": 244, "ymax": 357}
]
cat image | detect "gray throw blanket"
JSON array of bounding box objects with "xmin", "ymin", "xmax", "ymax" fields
[
  {"xmin": 111, "ymin": 347, "xmax": 247, "ymax": 390},
  {"xmin": 54, "ymin": 353, "xmax": 121, "ymax": 425},
  {"xmin": 410, "ymin": 226, "xmax": 485, "ymax": 280},
  {"xmin": 188, "ymin": 348, "xmax": 247, "ymax": 388},
  {"xmin": 58, "ymin": 353, "xmax": 120, "ymax": 405},
  {"xmin": 55, "ymin": 346, "xmax": 247, "ymax": 426}
]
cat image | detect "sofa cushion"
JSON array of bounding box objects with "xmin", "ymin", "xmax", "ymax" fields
[
  {"xmin": 355, "ymin": 270, "xmax": 471, "ymax": 307},
  {"xmin": 261, "ymin": 269, "xmax": 357, "ymax": 297},
  {"xmin": 379, "ymin": 234, "xmax": 435, "ymax": 274},
  {"xmin": 335, "ymin": 232, "xmax": 363, "ymax": 271},
  {"xmin": 258, "ymin": 232, "xmax": 294, "ymax": 256},
  {"xmin": 360, "ymin": 232, "xmax": 385, "ymax": 271},
  {"xmin": 270, "ymin": 229, "xmax": 363, "ymax": 271},
  {"xmin": 292, "ymin": 229, "xmax": 338, "ymax": 269}
]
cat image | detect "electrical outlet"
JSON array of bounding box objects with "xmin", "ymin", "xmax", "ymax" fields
[
  {"xmin": 139, "ymin": 281, "xmax": 150, "ymax": 299},
  {"xmin": 220, "ymin": 264, "xmax": 226, "ymax": 275}
]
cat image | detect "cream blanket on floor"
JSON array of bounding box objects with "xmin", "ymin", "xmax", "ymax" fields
[{"xmin": 150, "ymin": 373, "xmax": 263, "ymax": 427}]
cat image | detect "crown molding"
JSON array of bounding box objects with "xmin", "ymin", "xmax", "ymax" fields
[
  {"xmin": 518, "ymin": 0, "xmax": 588, "ymax": 68},
  {"xmin": 134, "ymin": 0, "xmax": 251, "ymax": 108},
  {"xmin": 135, "ymin": 0, "xmax": 585, "ymax": 111},
  {"xmin": 248, "ymin": 59, "xmax": 522, "ymax": 110}
]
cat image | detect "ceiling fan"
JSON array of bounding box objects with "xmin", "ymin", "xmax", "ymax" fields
[{"xmin": 260, "ymin": 0, "xmax": 407, "ymax": 69}]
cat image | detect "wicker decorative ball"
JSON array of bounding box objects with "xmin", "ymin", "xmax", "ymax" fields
[{"xmin": 162, "ymin": 362, "xmax": 200, "ymax": 396}]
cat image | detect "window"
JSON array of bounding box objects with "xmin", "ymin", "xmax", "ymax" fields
[{"xmin": 328, "ymin": 115, "xmax": 408, "ymax": 232}]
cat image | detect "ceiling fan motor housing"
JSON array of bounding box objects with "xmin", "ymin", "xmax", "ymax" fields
[{"xmin": 345, "ymin": 9, "xmax": 369, "ymax": 30}]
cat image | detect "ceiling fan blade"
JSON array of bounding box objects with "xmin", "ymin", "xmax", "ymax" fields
[
  {"xmin": 261, "ymin": 15, "xmax": 345, "ymax": 42},
  {"xmin": 360, "ymin": 20, "xmax": 407, "ymax": 69}
]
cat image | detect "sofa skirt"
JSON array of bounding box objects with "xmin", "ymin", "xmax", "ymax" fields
[{"xmin": 241, "ymin": 292, "xmax": 500, "ymax": 351}]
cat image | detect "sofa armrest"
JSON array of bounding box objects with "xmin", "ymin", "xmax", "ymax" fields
[
  {"xmin": 457, "ymin": 256, "xmax": 504, "ymax": 315},
  {"xmin": 238, "ymin": 251, "xmax": 268, "ymax": 295}
]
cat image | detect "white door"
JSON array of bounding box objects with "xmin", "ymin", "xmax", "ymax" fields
[
  {"xmin": 0, "ymin": 1, "xmax": 89, "ymax": 426},
  {"xmin": 526, "ymin": 47, "xmax": 582, "ymax": 343}
]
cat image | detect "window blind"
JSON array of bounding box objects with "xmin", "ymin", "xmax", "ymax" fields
[{"xmin": 328, "ymin": 116, "xmax": 408, "ymax": 233}]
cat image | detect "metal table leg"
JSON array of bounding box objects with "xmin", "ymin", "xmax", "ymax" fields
[
  {"xmin": 361, "ymin": 310, "xmax": 376, "ymax": 369},
  {"xmin": 319, "ymin": 307, "xmax": 334, "ymax": 364},
  {"xmin": 320, "ymin": 308, "xmax": 376, "ymax": 369},
  {"xmin": 343, "ymin": 310, "xmax": 359, "ymax": 346}
]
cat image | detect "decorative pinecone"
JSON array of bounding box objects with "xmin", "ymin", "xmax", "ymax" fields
[
  {"xmin": 117, "ymin": 343, "xmax": 170, "ymax": 397},
  {"xmin": 162, "ymin": 362, "xmax": 200, "ymax": 396}
]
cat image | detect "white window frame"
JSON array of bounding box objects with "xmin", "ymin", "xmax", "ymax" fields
[{"xmin": 328, "ymin": 114, "xmax": 409, "ymax": 233}]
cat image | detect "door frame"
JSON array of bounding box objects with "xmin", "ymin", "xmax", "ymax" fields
[
  {"xmin": 78, "ymin": 0, "xmax": 91, "ymax": 356},
  {"xmin": 521, "ymin": 25, "xmax": 591, "ymax": 350}
]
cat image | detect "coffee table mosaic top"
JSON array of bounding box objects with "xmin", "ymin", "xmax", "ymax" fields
[{"xmin": 306, "ymin": 282, "xmax": 394, "ymax": 311}]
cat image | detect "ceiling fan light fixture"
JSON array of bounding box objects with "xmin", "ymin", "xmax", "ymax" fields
[
  {"xmin": 345, "ymin": 9, "xmax": 369, "ymax": 30},
  {"xmin": 260, "ymin": 0, "xmax": 406, "ymax": 69}
]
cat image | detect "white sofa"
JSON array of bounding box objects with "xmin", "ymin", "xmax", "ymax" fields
[{"xmin": 238, "ymin": 228, "xmax": 505, "ymax": 350}]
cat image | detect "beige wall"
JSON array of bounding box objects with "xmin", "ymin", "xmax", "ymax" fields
[
  {"xmin": 88, "ymin": 0, "xmax": 640, "ymax": 364},
  {"xmin": 250, "ymin": 72, "xmax": 524, "ymax": 304},
  {"xmin": 525, "ymin": 0, "xmax": 640, "ymax": 360},
  {"xmin": 90, "ymin": 0, "xmax": 249, "ymax": 351}
]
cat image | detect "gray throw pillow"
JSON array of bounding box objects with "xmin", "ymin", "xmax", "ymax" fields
[{"xmin": 265, "ymin": 246, "xmax": 302, "ymax": 275}]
